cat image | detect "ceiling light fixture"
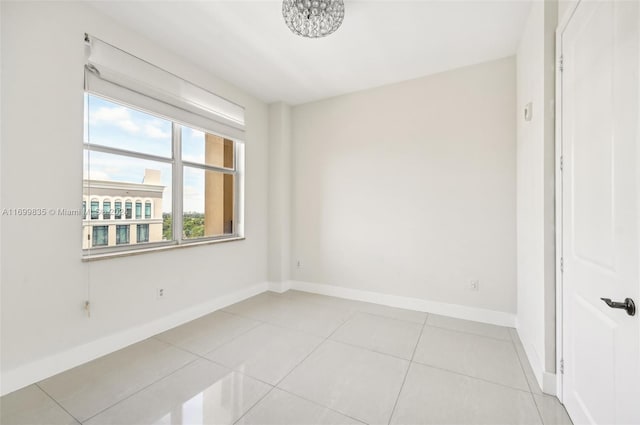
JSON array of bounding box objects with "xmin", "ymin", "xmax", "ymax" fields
[{"xmin": 282, "ymin": 0, "xmax": 345, "ymax": 38}]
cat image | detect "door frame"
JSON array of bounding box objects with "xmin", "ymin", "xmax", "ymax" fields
[{"xmin": 554, "ymin": 0, "xmax": 580, "ymax": 405}]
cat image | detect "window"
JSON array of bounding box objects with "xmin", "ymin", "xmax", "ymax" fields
[
  {"xmin": 90, "ymin": 200, "xmax": 99, "ymax": 220},
  {"xmin": 103, "ymin": 201, "xmax": 111, "ymax": 220},
  {"xmin": 114, "ymin": 201, "xmax": 122, "ymax": 219},
  {"xmin": 137, "ymin": 224, "xmax": 149, "ymax": 243},
  {"xmin": 116, "ymin": 225, "xmax": 129, "ymax": 245},
  {"xmin": 181, "ymin": 128, "xmax": 237, "ymax": 239},
  {"xmin": 83, "ymin": 95, "xmax": 243, "ymax": 255},
  {"xmin": 83, "ymin": 35, "xmax": 244, "ymax": 257},
  {"xmin": 92, "ymin": 226, "xmax": 108, "ymax": 247}
]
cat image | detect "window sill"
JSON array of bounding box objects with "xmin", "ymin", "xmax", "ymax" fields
[{"xmin": 81, "ymin": 236, "xmax": 245, "ymax": 261}]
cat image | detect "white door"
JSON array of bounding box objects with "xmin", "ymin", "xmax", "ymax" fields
[{"xmin": 561, "ymin": 1, "xmax": 640, "ymax": 424}]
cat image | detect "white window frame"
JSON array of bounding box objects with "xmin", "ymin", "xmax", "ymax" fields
[{"xmin": 83, "ymin": 94, "xmax": 245, "ymax": 260}]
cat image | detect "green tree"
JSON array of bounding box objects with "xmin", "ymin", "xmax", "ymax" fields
[{"xmin": 162, "ymin": 213, "xmax": 172, "ymax": 240}]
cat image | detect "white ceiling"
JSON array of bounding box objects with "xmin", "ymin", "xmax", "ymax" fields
[{"xmin": 89, "ymin": 1, "xmax": 531, "ymax": 105}]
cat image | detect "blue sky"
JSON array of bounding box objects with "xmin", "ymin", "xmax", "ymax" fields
[{"xmin": 84, "ymin": 94, "xmax": 211, "ymax": 213}]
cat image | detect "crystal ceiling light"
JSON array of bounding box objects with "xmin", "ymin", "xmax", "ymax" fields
[{"xmin": 282, "ymin": 0, "xmax": 345, "ymax": 38}]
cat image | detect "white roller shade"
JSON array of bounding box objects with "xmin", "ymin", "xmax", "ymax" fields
[{"xmin": 84, "ymin": 34, "xmax": 245, "ymax": 140}]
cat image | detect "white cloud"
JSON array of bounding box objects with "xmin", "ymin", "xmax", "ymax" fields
[
  {"xmin": 85, "ymin": 169, "xmax": 110, "ymax": 181},
  {"xmin": 144, "ymin": 123, "xmax": 171, "ymax": 139},
  {"xmin": 90, "ymin": 106, "xmax": 140, "ymax": 134}
]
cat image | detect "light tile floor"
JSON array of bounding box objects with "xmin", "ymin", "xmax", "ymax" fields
[{"xmin": 1, "ymin": 291, "xmax": 573, "ymax": 425}]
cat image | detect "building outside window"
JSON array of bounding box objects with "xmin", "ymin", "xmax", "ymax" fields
[
  {"xmin": 114, "ymin": 201, "xmax": 122, "ymax": 219},
  {"xmin": 145, "ymin": 202, "xmax": 151, "ymax": 219},
  {"xmin": 116, "ymin": 225, "xmax": 129, "ymax": 245},
  {"xmin": 125, "ymin": 201, "xmax": 132, "ymax": 219},
  {"xmin": 135, "ymin": 202, "xmax": 142, "ymax": 219},
  {"xmin": 137, "ymin": 224, "xmax": 149, "ymax": 243},
  {"xmin": 90, "ymin": 201, "xmax": 99, "ymax": 219},
  {"xmin": 103, "ymin": 201, "xmax": 111, "ymax": 219},
  {"xmin": 92, "ymin": 226, "xmax": 108, "ymax": 247}
]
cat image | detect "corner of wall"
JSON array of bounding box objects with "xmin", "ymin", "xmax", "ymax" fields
[{"xmin": 267, "ymin": 102, "xmax": 292, "ymax": 284}]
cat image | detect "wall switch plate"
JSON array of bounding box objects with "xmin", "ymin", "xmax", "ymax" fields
[{"xmin": 469, "ymin": 280, "xmax": 480, "ymax": 291}]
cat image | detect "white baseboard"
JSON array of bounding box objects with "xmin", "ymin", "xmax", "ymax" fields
[
  {"xmin": 1, "ymin": 280, "xmax": 520, "ymax": 396},
  {"xmin": 268, "ymin": 280, "xmax": 292, "ymax": 294},
  {"xmin": 515, "ymin": 326, "xmax": 557, "ymax": 396},
  {"xmin": 0, "ymin": 281, "xmax": 268, "ymax": 397},
  {"xmin": 288, "ymin": 280, "xmax": 516, "ymax": 327}
]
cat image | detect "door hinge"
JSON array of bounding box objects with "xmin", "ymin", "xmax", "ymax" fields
[
  {"xmin": 560, "ymin": 257, "xmax": 564, "ymax": 273},
  {"xmin": 560, "ymin": 359, "xmax": 565, "ymax": 374},
  {"xmin": 559, "ymin": 55, "xmax": 564, "ymax": 72},
  {"xmin": 560, "ymin": 155, "xmax": 563, "ymax": 172}
]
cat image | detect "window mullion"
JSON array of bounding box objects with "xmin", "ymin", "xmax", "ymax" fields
[{"xmin": 172, "ymin": 122, "xmax": 184, "ymax": 244}]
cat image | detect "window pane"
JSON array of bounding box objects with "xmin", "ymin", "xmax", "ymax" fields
[
  {"xmin": 90, "ymin": 201, "xmax": 99, "ymax": 219},
  {"xmin": 181, "ymin": 127, "xmax": 234, "ymax": 169},
  {"xmin": 137, "ymin": 224, "xmax": 149, "ymax": 243},
  {"xmin": 92, "ymin": 226, "xmax": 108, "ymax": 247},
  {"xmin": 145, "ymin": 202, "xmax": 151, "ymax": 219},
  {"xmin": 183, "ymin": 166, "xmax": 234, "ymax": 239},
  {"xmin": 83, "ymin": 150, "xmax": 173, "ymax": 249},
  {"xmin": 86, "ymin": 94, "xmax": 172, "ymax": 158},
  {"xmin": 103, "ymin": 201, "xmax": 111, "ymax": 219},
  {"xmin": 116, "ymin": 225, "xmax": 130, "ymax": 245}
]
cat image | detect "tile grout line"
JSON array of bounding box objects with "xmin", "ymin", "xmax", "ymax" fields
[
  {"xmin": 35, "ymin": 339, "xmax": 204, "ymax": 424},
  {"xmin": 231, "ymin": 304, "xmax": 355, "ymax": 425},
  {"xmin": 79, "ymin": 353, "xmax": 203, "ymax": 424},
  {"xmin": 221, "ymin": 306, "xmax": 354, "ymax": 340},
  {"xmin": 508, "ymin": 329, "xmax": 546, "ymax": 425},
  {"xmin": 230, "ymin": 386, "xmax": 276, "ymax": 425},
  {"xmin": 151, "ymin": 316, "xmax": 270, "ymax": 368},
  {"xmin": 150, "ymin": 336, "xmax": 284, "ymax": 425},
  {"xmin": 326, "ymin": 338, "xmax": 415, "ymax": 363},
  {"xmin": 29, "ymin": 293, "xmax": 517, "ymax": 425},
  {"xmin": 278, "ymin": 291, "xmax": 427, "ymax": 325},
  {"xmin": 156, "ymin": 315, "xmax": 266, "ymax": 360},
  {"xmin": 274, "ymin": 311, "xmax": 352, "ymax": 388},
  {"xmin": 386, "ymin": 313, "xmax": 429, "ymax": 425},
  {"xmin": 410, "ymin": 357, "xmax": 536, "ymax": 394},
  {"xmin": 35, "ymin": 383, "xmax": 83, "ymax": 425},
  {"xmin": 276, "ymin": 387, "xmax": 369, "ymax": 425},
  {"xmin": 220, "ymin": 296, "xmax": 535, "ymax": 420},
  {"xmin": 424, "ymin": 323, "xmax": 515, "ymax": 343}
]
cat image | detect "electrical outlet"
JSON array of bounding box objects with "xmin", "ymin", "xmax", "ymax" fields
[
  {"xmin": 157, "ymin": 288, "xmax": 165, "ymax": 299},
  {"xmin": 469, "ymin": 280, "xmax": 480, "ymax": 291}
]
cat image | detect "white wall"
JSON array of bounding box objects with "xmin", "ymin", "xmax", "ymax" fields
[
  {"xmin": 516, "ymin": 0, "xmax": 557, "ymax": 393},
  {"xmin": 268, "ymin": 103, "xmax": 292, "ymax": 289},
  {"xmin": 0, "ymin": 1, "xmax": 269, "ymax": 395},
  {"xmin": 290, "ymin": 57, "xmax": 517, "ymax": 318}
]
